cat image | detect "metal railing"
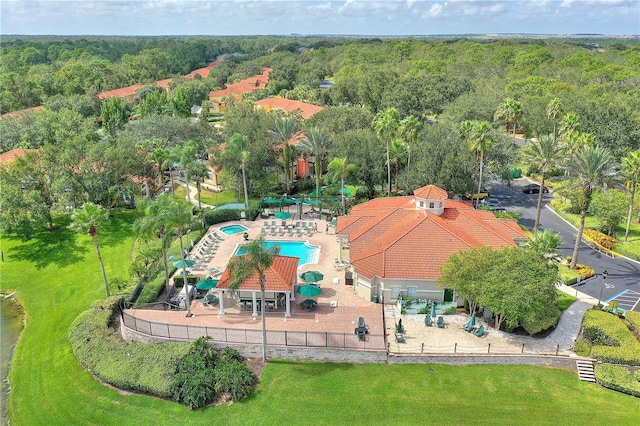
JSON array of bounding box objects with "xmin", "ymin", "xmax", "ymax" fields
[{"xmin": 122, "ymin": 311, "xmax": 386, "ymax": 350}]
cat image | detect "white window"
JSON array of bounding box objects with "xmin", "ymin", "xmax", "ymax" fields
[
  {"xmin": 419, "ymin": 201, "xmax": 424, "ymax": 208},
  {"xmin": 391, "ymin": 286, "xmax": 401, "ymax": 300},
  {"xmin": 429, "ymin": 202, "xmax": 434, "ymax": 208},
  {"xmin": 407, "ymin": 286, "xmax": 417, "ymax": 298}
]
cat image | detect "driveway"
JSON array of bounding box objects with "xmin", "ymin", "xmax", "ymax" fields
[{"xmin": 490, "ymin": 178, "xmax": 640, "ymax": 312}]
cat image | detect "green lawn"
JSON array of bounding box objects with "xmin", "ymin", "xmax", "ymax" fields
[{"xmin": 2, "ymin": 213, "xmax": 640, "ymax": 424}]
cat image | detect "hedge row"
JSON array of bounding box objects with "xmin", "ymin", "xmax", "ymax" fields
[
  {"xmin": 595, "ymin": 364, "xmax": 640, "ymax": 398},
  {"xmin": 626, "ymin": 311, "xmax": 640, "ymax": 334},
  {"xmin": 583, "ymin": 229, "xmax": 618, "ymax": 250},
  {"xmin": 68, "ymin": 297, "xmax": 192, "ymax": 397},
  {"xmin": 582, "ymin": 309, "xmax": 640, "ymax": 365}
]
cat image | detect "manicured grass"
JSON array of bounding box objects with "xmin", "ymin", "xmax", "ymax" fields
[
  {"xmin": 556, "ymin": 291, "xmax": 578, "ymax": 310},
  {"xmin": 3, "ymin": 213, "xmax": 640, "ymax": 424},
  {"xmin": 195, "ymin": 187, "xmax": 240, "ymax": 206}
]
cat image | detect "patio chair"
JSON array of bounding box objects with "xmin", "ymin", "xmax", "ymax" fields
[
  {"xmin": 264, "ymin": 220, "xmax": 270, "ymax": 227},
  {"xmin": 270, "ymin": 226, "xmax": 277, "ymax": 236},
  {"xmin": 425, "ymin": 315, "xmax": 433, "ymax": 327},
  {"xmin": 355, "ymin": 328, "xmax": 367, "ymax": 341},
  {"xmin": 395, "ymin": 333, "xmax": 406, "ymax": 343},
  {"xmin": 200, "ymin": 293, "xmax": 218, "ymax": 307},
  {"xmin": 473, "ymin": 325, "xmax": 485, "ymax": 337},
  {"xmin": 358, "ymin": 317, "xmax": 367, "ymax": 328},
  {"xmin": 271, "ymin": 220, "xmax": 277, "ymax": 227},
  {"xmin": 306, "ymin": 228, "xmax": 313, "ymax": 237},
  {"xmin": 287, "ymin": 227, "xmax": 294, "ymax": 237},
  {"xmin": 437, "ymin": 316, "xmax": 446, "ymax": 328},
  {"xmin": 463, "ymin": 322, "xmax": 475, "ymax": 332},
  {"xmin": 278, "ymin": 226, "xmax": 285, "ymax": 236},
  {"xmin": 296, "ymin": 228, "xmax": 303, "ymax": 237},
  {"xmin": 396, "ymin": 321, "xmax": 405, "ymax": 334},
  {"xmin": 261, "ymin": 227, "xmax": 267, "ymax": 235}
]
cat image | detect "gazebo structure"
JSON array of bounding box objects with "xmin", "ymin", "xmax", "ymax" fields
[{"xmin": 214, "ymin": 255, "xmax": 299, "ymax": 318}]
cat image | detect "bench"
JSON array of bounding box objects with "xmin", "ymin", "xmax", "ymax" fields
[{"xmin": 395, "ymin": 333, "xmax": 406, "ymax": 343}]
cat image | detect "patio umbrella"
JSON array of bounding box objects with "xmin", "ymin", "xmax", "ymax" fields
[
  {"xmin": 300, "ymin": 270, "xmax": 324, "ymax": 283},
  {"xmin": 196, "ymin": 279, "xmax": 219, "ymax": 291},
  {"xmin": 173, "ymin": 259, "xmax": 196, "ymax": 269},
  {"xmin": 275, "ymin": 211, "xmax": 291, "ymax": 219},
  {"xmin": 469, "ymin": 312, "xmax": 476, "ymax": 327},
  {"xmin": 297, "ymin": 284, "xmax": 322, "ymax": 297},
  {"xmin": 430, "ymin": 302, "xmax": 437, "ymax": 319}
]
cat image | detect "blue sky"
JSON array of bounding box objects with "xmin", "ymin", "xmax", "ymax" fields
[{"xmin": 2, "ymin": 0, "xmax": 639, "ymax": 36}]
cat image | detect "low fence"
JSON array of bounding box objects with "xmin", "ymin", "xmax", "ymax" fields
[
  {"xmin": 387, "ymin": 341, "xmax": 569, "ymax": 356},
  {"xmin": 121, "ymin": 311, "xmax": 386, "ymax": 351}
]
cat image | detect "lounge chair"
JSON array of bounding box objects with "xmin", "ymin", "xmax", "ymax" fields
[
  {"xmin": 425, "ymin": 315, "xmax": 433, "ymax": 327},
  {"xmin": 473, "ymin": 325, "xmax": 485, "ymax": 337},
  {"xmin": 355, "ymin": 328, "xmax": 367, "ymax": 341},
  {"xmin": 287, "ymin": 227, "xmax": 294, "ymax": 237},
  {"xmin": 306, "ymin": 228, "xmax": 313, "ymax": 237},
  {"xmin": 264, "ymin": 220, "xmax": 270, "ymax": 227},
  {"xmin": 463, "ymin": 322, "xmax": 475, "ymax": 332},
  {"xmin": 437, "ymin": 316, "xmax": 446, "ymax": 328},
  {"xmin": 296, "ymin": 228, "xmax": 303, "ymax": 237},
  {"xmin": 261, "ymin": 227, "xmax": 267, "ymax": 235},
  {"xmin": 396, "ymin": 321, "xmax": 405, "ymax": 334},
  {"xmin": 278, "ymin": 226, "xmax": 285, "ymax": 236},
  {"xmin": 270, "ymin": 226, "xmax": 277, "ymax": 236},
  {"xmin": 395, "ymin": 333, "xmax": 406, "ymax": 343}
]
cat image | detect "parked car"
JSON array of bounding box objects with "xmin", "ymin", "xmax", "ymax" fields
[
  {"xmin": 522, "ymin": 184, "xmax": 549, "ymax": 194},
  {"xmin": 463, "ymin": 187, "xmax": 491, "ymax": 200},
  {"xmin": 477, "ymin": 198, "xmax": 505, "ymax": 211}
]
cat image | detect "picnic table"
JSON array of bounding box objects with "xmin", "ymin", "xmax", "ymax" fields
[{"xmin": 299, "ymin": 299, "xmax": 318, "ymax": 310}]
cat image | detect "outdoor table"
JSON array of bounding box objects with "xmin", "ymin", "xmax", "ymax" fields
[{"xmin": 299, "ymin": 299, "xmax": 317, "ymax": 310}]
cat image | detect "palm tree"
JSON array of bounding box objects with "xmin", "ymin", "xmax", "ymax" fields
[
  {"xmin": 299, "ymin": 127, "xmax": 331, "ymax": 203},
  {"xmin": 564, "ymin": 145, "xmax": 618, "ymax": 269},
  {"xmin": 327, "ymin": 157, "xmax": 357, "ymax": 215},
  {"xmin": 546, "ymin": 98, "xmax": 563, "ymax": 140},
  {"xmin": 494, "ymin": 98, "xmax": 522, "ymax": 144},
  {"xmin": 389, "ymin": 138, "xmax": 408, "ymax": 192},
  {"xmin": 227, "ymin": 133, "xmax": 251, "ymax": 210},
  {"xmin": 524, "ymin": 229, "xmax": 562, "ymax": 261},
  {"xmin": 70, "ymin": 203, "xmax": 111, "ymax": 297},
  {"xmin": 372, "ymin": 108, "xmax": 400, "ymax": 196},
  {"xmin": 467, "ymin": 121, "xmax": 493, "ymax": 205},
  {"xmin": 521, "ymin": 134, "xmax": 564, "ymax": 230},
  {"xmin": 226, "ymin": 236, "xmax": 280, "ymax": 362},
  {"xmin": 399, "ymin": 115, "xmax": 422, "ymax": 169},
  {"xmin": 134, "ymin": 195, "xmax": 176, "ymax": 295},
  {"xmin": 621, "ymin": 149, "xmax": 640, "ymax": 241},
  {"xmin": 268, "ymin": 116, "xmax": 299, "ymax": 194}
]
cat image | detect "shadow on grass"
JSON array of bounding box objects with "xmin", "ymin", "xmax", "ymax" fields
[
  {"xmin": 6, "ymin": 216, "xmax": 84, "ymax": 270},
  {"xmin": 5, "ymin": 210, "xmax": 140, "ymax": 270}
]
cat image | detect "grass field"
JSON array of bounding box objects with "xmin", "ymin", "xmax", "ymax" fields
[{"xmin": 2, "ymin": 212, "xmax": 640, "ymax": 425}]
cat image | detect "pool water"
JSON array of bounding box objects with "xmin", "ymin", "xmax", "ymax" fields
[
  {"xmin": 235, "ymin": 241, "xmax": 320, "ymax": 267},
  {"xmin": 220, "ymin": 224, "xmax": 249, "ymax": 235}
]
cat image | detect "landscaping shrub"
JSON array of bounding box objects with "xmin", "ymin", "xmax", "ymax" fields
[
  {"xmin": 520, "ymin": 303, "xmax": 561, "ymax": 335},
  {"xmin": 583, "ymin": 229, "xmax": 617, "ymax": 250},
  {"xmin": 204, "ymin": 208, "xmax": 241, "ymax": 225},
  {"xmin": 595, "ymin": 364, "xmax": 640, "ymax": 398},
  {"xmin": 582, "ymin": 310, "xmax": 640, "ymax": 365},
  {"xmin": 135, "ymin": 273, "xmax": 168, "ymax": 306},
  {"xmin": 574, "ymin": 339, "xmax": 591, "ymax": 357},
  {"xmin": 170, "ymin": 338, "xmax": 253, "ymax": 409},
  {"xmin": 68, "ymin": 297, "xmax": 191, "ymax": 397},
  {"xmin": 626, "ymin": 311, "xmax": 640, "ymax": 333}
]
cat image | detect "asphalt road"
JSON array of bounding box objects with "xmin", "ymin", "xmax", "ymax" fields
[{"xmin": 489, "ymin": 178, "xmax": 640, "ymax": 313}]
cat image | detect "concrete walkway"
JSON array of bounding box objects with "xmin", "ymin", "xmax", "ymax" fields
[{"xmin": 545, "ymin": 300, "xmax": 591, "ymax": 350}]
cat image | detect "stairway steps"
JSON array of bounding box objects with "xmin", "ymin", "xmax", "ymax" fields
[{"xmin": 576, "ymin": 360, "xmax": 597, "ymax": 382}]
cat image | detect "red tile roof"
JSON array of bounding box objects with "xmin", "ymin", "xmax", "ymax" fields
[
  {"xmin": 254, "ymin": 98, "xmax": 324, "ymax": 119},
  {"xmin": 0, "ymin": 106, "xmax": 45, "ymax": 121},
  {"xmin": 336, "ymin": 185, "xmax": 526, "ymax": 280},
  {"xmin": 209, "ymin": 67, "xmax": 271, "ymax": 99},
  {"xmin": 0, "ymin": 148, "xmax": 38, "ymax": 164},
  {"xmin": 98, "ymin": 84, "xmax": 145, "ymax": 100},
  {"xmin": 185, "ymin": 60, "xmax": 221, "ymax": 79},
  {"xmin": 216, "ymin": 255, "xmax": 298, "ymax": 292}
]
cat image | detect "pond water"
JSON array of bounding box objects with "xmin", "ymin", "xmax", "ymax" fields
[{"xmin": 1, "ymin": 296, "xmax": 23, "ymax": 424}]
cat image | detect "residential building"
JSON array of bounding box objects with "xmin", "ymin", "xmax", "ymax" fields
[{"xmin": 208, "ymin": 68, "xmax": 271, "ymax": 114}]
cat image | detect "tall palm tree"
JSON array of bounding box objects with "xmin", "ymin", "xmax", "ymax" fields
[
  {"xmin": 227, "ymin": 133, "xmax": 251, "ymax": 210},
  {"xmin": 621, "ymin": 149, "xmax": 640, "ymax": 241},
  {"xmin": 299, "ymin": 127, "xmax": 331, "ymax": 204},
  {"xmin": 400, "ymin": 115, "xmax": 422, "ymax": 169},
  {"xmin": 327, "ymin": 157, "xmax": 356, "ymax": 215},
  {"xmin": 268, "ymin": 116, "xmax": 299, "ymax": 194},
  {"xmin": 70, "ymin": 203, "xmax": 111, "ymax": 297},
  {"xmin": 467, "ymin": 121, "xmax": 493, "ymax": 205},
  {"xmin": 389, "ymin": 138, "xmax": 408, "ymax": 192},
  {"xmin": 134, "ymin": 195, "xmax": 175, "ymax": 294},
  {"xmin": 521, "ymin": 134, "xmax": 564, "ymax": 230},
  {"xmin": 494, "ymin": 98, "xmax": 522, "ymax": 144},
  {"xmin": 226, "ymin": 236, "xmax": 280, "ymax": 362},
  {"xmin": 546, "ymin": 98, "xmax": 563, "ymax": 140},
  {"xmin": 564, "ymin": 145, "xmax": 618, "ymax": 269},
  {"xmin": 372, "ymin": 108, "xmax": 400, "ymax": 196}
]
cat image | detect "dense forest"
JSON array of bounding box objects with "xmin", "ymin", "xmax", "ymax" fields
[{"xmin": 1, "ymin": 35, "xmax": 639, "ymax": 238}]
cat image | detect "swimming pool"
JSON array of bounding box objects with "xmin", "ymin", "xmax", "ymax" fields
[
  {"xmin": 235, "ymin": 240, "xmax": 320, "ymax": 267},
  {"xmin": 220, "ymin": 224, "xmax": 249, "ymax": 235}
]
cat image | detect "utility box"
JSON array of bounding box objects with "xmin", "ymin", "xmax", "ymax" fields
[{"xmin": 345, "ymin": 272, "xmax": 353, "ymax": 286}]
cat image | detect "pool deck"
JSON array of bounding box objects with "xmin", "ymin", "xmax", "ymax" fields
[{"xmin": 127, "ymin": 215, "xmax": 385, "ymax": 337}]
